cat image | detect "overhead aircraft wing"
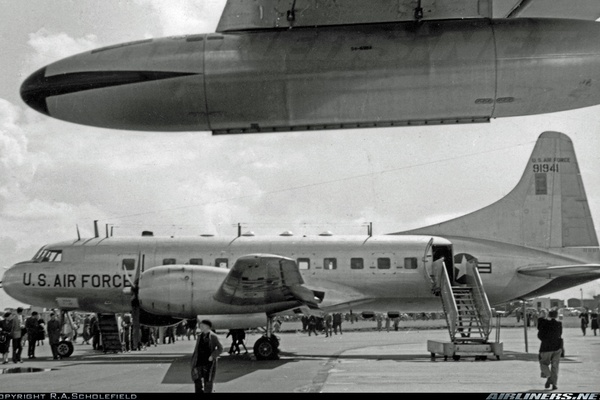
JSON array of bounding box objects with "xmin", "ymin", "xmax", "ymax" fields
[
  {"xmin": 216, "ymin": 0, "xmax": 600, "ymax": 32},
  {"xmin": 518, "ymin": 264, "xmax": 600, "ymax": 278},
  {"xmin": 216, "ymin": 0, "xmax": 492, "ymax": 32},
  {"xmin": 213, "ymin": 254, "xmax": 325, "ymax": 309},
  {"xmin": 497, "ymin": 0, "xmax": 600, "ymax": 20}
]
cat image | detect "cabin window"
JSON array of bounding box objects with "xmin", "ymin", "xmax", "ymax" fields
[
  {"xmin": 377, "ymin": 258, "xmax": 391, "ymax": 269},
  {"xmin": 215, "ymin": 258, "xmax": 228, "ymax": 268},
  {"xmin": 163, "ymin": 258, "xmax": 176, "ymax": 265},
  {"xmin": 324, "ymin": 258, "xmax": 337, "ymax": 270},
  {"xmin": 36, "ymin": 249, "xmax": 63, "ymax": 263},
  {"xmin": 297, "ymin": 258, "xmax": 310, "ymax": 270},
  {"xmin": 404, "ymin": 257, "xmax": 418, "ymax": 269},
  {"xmin": 122, "ymin": 259, "xmax": 136, "ymax": 271},
  {"xmin": 350, "ymin": 258, "xmax": 364, "ymax": 269},
  {"xmin": 189, "ymin": 258, "xmax": 203, "ymax": 265}
]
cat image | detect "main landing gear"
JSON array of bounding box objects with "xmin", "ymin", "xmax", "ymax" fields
[
  {"xmin": 253, "ymin": 316, "xmax": 280, "ymax": 360},
  {"xmin": 55, "ymin": 310, "xmax": 76, "ymax": 358}
]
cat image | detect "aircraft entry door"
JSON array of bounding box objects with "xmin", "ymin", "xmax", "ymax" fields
[{"xmin": 432, "ymin": 244, "xmax": 454, "ymax": 286}]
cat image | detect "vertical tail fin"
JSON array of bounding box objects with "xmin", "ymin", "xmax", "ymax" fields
[{"xmin": 400, "ymin": 131, "xmax": 598, "ymax": 248}]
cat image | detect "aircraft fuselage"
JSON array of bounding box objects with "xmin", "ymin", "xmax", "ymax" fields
[{"xmin": 3, "ymin": 233, "xmax": 591, "ymax": 318}]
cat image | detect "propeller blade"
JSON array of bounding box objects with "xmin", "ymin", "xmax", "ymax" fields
[{"xmin": 133, "ymin": 252, "xmax": 142, "ymax": 288}]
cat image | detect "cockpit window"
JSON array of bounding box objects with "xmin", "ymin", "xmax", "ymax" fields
[{"xmin": 34, "ymin": 249, "xmax": 62, "ymax": 263}]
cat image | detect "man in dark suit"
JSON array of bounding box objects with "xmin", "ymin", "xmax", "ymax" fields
[
  {"xmin": 537, "ymin": 309, "xmax": 563, "ymax": 390},
  {"xmin": 25, "ymin": 311, "xmax": 39, "ymax": 359},
  {"xmin": 190, "ymin": 319, "xmax": 223, "ymax": 393}
]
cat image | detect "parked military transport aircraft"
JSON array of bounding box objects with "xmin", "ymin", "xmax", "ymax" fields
[
  {"xmin": 2, "ymin": 131, "xmax": 599, "ymax": 359},
  {"xmin": 19, "ymin": 0, "xmax": 600, "ymax": 134}
]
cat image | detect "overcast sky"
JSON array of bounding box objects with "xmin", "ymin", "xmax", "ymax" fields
[{"xmin": 1, "ymin": 0, "xmax": 599, "ymax": 308}]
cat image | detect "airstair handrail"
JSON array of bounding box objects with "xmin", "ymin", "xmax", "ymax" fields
[
  {"xmin": 436, "ymin": 260, "xmax": 459, "ymax": 341},
  {"xmin": 465, "ymin": 263, "xmax": 493, "ymax": 339}
]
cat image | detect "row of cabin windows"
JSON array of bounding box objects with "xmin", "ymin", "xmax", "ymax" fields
[{"xmin": 121, "ymin": 257, "xmax": 419, "ymax": 271}]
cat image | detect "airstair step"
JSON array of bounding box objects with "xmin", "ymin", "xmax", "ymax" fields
[
  {"xmin": 97, "ymin": 313, "xmax": 123, "ymax": 353},
  {"xmin": 454, "ymin": 337, "xmax": 487, "ymax": 342}
]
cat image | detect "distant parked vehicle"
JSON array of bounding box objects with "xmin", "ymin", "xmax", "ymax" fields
[{"xmin": 559, "ymin": 307, "xmax": 581, "ymax": 317}]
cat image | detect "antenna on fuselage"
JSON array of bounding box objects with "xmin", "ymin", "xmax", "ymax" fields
[
  {"xmin": 237, "ymin": 222, "xmax": 241, "ymax": 238},
  {"xmin": 368, "ymin": 222, "xmax": 373, "ymax": 237},
  {"xmin": 93, "ymin": 220, "xmax": 99, "ymax": 238},
  {"xmin": 76, "ymin": 224, "xmax": 81, "ymax": 241}
]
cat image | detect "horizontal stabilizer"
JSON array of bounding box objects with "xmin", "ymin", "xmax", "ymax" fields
[{"xmin": 518, "ymin": 264, "xmax": 600, "ymax": 278}]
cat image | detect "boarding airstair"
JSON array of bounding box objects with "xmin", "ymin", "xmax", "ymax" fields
[
  {"xmin": 97, "ymin": 313, "xmax": 123, "ymax": 353},
  {"xmin": 426, "ymin": 259, "xmax": 503, "ymax": 361}
]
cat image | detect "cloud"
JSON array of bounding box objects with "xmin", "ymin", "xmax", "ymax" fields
[
  {"xmin": 133, "ymin": 0, "xmax": 226, "ymax": 36},
  {"xmin": 0, "ymin": 99, "xmax": 36, "ymax": 211},
  {"xmin": 26, "ymin": 29, "xmax": 99, "ymax": 70}
]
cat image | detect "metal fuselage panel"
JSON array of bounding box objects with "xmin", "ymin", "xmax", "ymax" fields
[{"xmin": 204, "ymin": 20, "xmax": 497, "ymax": 131}]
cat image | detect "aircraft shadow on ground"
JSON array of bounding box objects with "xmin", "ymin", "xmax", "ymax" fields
[
  {"xmin": 162, "ymin": 353, "xmax": 295, "ymax": 384},
  {"xmin": 55, "ymin": 348, "xmax": 583, "ymax": 385},
  {"xmin": 58, "ymin": 351, "xmax": 193, "ymax": 367}
]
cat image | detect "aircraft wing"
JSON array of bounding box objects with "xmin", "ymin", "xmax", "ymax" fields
[
  {"xmin": 213, "ymin": 254, "xmax": 324, "ymax": 309},
  {"xmin": 497, "ymin": 0, "xmax": 600, "ymax": 20},
  {"xmin": 518, "ymin": 264, "xmax": 600, "ymax": 278},
  {"xmin": 217, "ymin": 0, "xmax": 600, "ymax": 32}
]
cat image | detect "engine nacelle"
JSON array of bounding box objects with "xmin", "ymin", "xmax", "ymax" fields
[{"xmin": 138, "ymin": 265, "xmax": 229, "ymax": 318}]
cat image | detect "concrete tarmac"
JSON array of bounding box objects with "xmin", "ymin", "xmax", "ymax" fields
[{"xmin": 0, "ymin": 322, "xmax": 599, "ymax": 394}]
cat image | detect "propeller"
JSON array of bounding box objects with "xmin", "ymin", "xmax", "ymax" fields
[{"xmin": 124, "ymin": 252, "xmax": 143, "ymax": 350}]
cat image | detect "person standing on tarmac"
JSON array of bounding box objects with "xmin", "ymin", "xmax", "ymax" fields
[
  {"xmin": 191, "ymin": 319, "xmax": 223, "ymax": 393},
  {"xmin": 10, "ymin": 311, "xmax": 23, "ymax": 363},
  {"xmin": 537, "ymin": 309, "xmax": 563, "ymax": 391},
  {"xmin": 25, "ymin": 311, "xmax": 39, "ymax": 359},
  {"xmin": 0, "ymin": 312, "xmax": 13, "ymax": 364},
  {"xmin": 47, "ymin": 313, "xmax": 62, "ymax": 360},
  {"xmin": 579, "ymin": 308, "xmax": 590, "ymax": 336}
]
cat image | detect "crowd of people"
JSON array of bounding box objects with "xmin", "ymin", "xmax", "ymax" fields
[
  {"xmin": 0, "ymin": 308, "xmax": 62, "ymax": 363},
  {"xmin": 2, "ymin": 304, "xmax": 598, "ymax": 393}
]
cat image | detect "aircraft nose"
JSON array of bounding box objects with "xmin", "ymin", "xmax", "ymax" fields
[
  {"xmin": 20, "ymin": 67, "xmax": 52, "ymax": 116},
  {"xmin": 2, "ymin": 263, "xmax": 23, "ymax": 302}
]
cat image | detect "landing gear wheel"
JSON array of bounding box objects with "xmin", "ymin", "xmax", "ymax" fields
[
  {"xmin": 57, "ymin": 341, "xmax": 74, "ymax": 358},
  {"xmin": 452, "ymin": 354, "xmax": 461, "ymax": 361},
  {"xmin": 253, "ymin": 336, "xmax": 279, "ymax": 360}
]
